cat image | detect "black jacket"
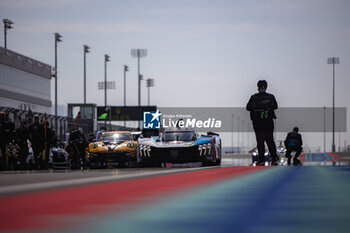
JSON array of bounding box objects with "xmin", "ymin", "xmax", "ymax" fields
[
  {"xmin": 28, "ymin": 122, "xmax": 44, "ymax": 143},
  {"xmin": 246, "ymin": 91, "xmax": 278, "ymax": 121},
  {"xmin": 16, "ymin": 124, "xmax": 29, "ymax": 144},
  {"xmin": 0, "ymin": 119, "xmax": 15, "ymax": 143},
  {"xmin": 284, "ymin": 132, "xmax": 303, "ymax": 148}
]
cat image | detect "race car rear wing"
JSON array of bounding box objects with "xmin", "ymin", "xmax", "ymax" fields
[
  {"xmin": 131, "ymin": 131, "xmax": 142, "ymax": 140},
  {"xmin": 200, "ymin": 132, "xmax": 220, "ymax": 137}
]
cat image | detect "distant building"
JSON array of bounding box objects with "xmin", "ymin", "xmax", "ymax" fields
[{"xmin": 0, "ymin": 47, "xmax": 52, "ymax": 113}]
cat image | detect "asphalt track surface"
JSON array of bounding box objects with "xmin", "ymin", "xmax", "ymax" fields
[{"xmin": 0, "ymin": 153, "xmax": 350, "ymax": 233}]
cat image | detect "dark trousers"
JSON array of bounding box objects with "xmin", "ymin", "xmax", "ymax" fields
[
  {"xmin": 18, "ymin": 141, "xmax": 29, "ymax": 169},
  {"xmin": 253, "ymin": 120, "xmax": 277, "ymax": 162},
  {"xmin": 32, "ymin": 142, "xmax": 44, "ymax": 166},
  {"xmin": 286, "ymin": 147, "xmax": 302, "ymax": 160},
  {"xmin": 0, "ymin": 142, "xmax": 7, "ymax": 169}
]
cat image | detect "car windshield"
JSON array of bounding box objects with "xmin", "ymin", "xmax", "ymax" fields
[
  {"xmin": 99, "ymin": 133, "xmax": 132, "ymax": 142},
  {"xmin": 162, "ymin": 132, "xmax": 195, "ymax": 142}
]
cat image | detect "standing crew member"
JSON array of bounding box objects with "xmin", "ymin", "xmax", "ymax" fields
[
  {"xmin": 246, "ymin": 80, "xmax": 278, "ymax": 165},
  {"xmin": 66, "ymin": 128, "xmax": 87, "ymax": 169},
  {"xmin": 0, "ymin": 112, "xmax": 15, "ymax": 170},
  {"xmin": 46, "ymin": 122, "xmax": 57, "ymax": 152},
  {"xmin": 95, "ymin": 126, "xmax": 106, "ymax": 141},
  {"xmin": 0, "ymin": 112, "xmax": 9, "ymax": 170},
  {"xmin": 284, "ymin": 127, "xmax": 303, "ymax": 166},
  {"xmin": 28, "ymin": 115, "xmax": 45, "ymax": 169},
  {"xmin": 16, "ymin": 119, "xmax": 30, "ymax": 170}
]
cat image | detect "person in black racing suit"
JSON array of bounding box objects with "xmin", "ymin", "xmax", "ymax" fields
[
  {"xmin": 28, "ymin": 115, "xmax": 45, "ymax": 169},
  {"xmin": 0, "ymin": 112, "xmax": 16, "ymax": 170},
  {"xmin": 66, "ymin": 128, "xmax": 87, "ymax": 169},
  {"xmin": 15, "ymin": 119, "xmax": 30, "ymax": 170},
  {"xmin": 246, "ymin": 80, "xmax": 278, "ymax": 166},
  {"xmin": 0, "ymin": 112, "xmax": 9, "ymax": 170},
  {"xmin": 284, "ymin": 127, "xmax": 303, "ymax": 166}
]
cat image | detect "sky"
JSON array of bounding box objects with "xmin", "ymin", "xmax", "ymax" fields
[{"xmin": 1, "ymin": 0, "xmax": 349, "ymax": 149}]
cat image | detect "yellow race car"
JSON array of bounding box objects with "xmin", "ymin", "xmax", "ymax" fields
[{"xmin": 88, "ymin": 131, "xmax": 138, "ymax": 168}]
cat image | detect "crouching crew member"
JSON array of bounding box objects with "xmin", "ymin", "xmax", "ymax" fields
[{"xmin": 284, "ymin": 127, "xmax": 303, "ymax": 166}]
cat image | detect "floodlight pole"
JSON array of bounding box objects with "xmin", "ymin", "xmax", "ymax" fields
[
  {"xmin": 148, "ymin": 84, "xmax": 150, "ymax": 106},
  {"xmin": 231, "ymin": 114, "xmax": 234, "ymax": 153},
  {"xmin": 131, "ymin": 49, "xmax": 147, "ymax": 128},
  {"xmin": 333, "ymin": 61, "xmax": 335, "ymax": 152},
  {"xmin": 327, "ymin": 57, "xmax": 340, "ymax": 153},
  {"xmin": 146, "ymin": 78, "xmax": 154, "ymax": 106},
  {"xmin": 123, "ymin": 65, "xmax": 129, "ymax": 127},
  {"xmin": 247, "ymin": 122, "xmax": 250, "ymax": 148},
  {"xmin": 54, "ymin": 33, "xmax": 62, "ymax": 134},
  {"xmin": 124, "ymin": 65, "xmax": 129, "ymax": 106},
  {"xmin": 237, "ymin": 117, "xmax": 240, "ymax": 148},
  {"xmin": 138, "ymin": 53, "xmax": 140, "ymax": 106},
  {"xmin": 104, "ymin": 55, "xmax": 110, "ymax": 128},
  {"xmin": 323, "ymin": 106, "xmax": 326, "ymax": 152},
  {"xmin": 242, "ymin": 119, "xmax": 245, "ymax": 148},
  {"xmin": 104, "ymin": 54, "xmax": 110, "ymax": 107},
  {"xmin": 3, "ymin": 19, "xmax": 14, "ymax": 49},
  {"xmin": 83, "ymin": 45, "xmax": 90, "ymax": 104}
]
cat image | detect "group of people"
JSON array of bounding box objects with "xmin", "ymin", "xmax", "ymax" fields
[
  {"xmin": 0, "ymin": 112, "xmax": 57, "ymax": 170},
  {"xmin": 1, "ymin": 80, "xmax": 303, "ymax": 170},
  {"xmin": 247, "ymin": 80, "xmax": 303, "ymax": 166},
  {"xmin": 0, "ymin": 111, "xmax": 109, "ymax": 171}
]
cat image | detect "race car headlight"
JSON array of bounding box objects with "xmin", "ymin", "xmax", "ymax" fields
[
  {"xmin": 199, "ymin": 143, "xmax": 211, "ymax": 156},
  {"xmin": 140, "ymin": 145, "xmax": 151, "ymax": 157},
  {"xmin": 146, "ymin": 146, "xmax": 151, "ymax": 157},
  {"xmin": 207, "ymin": 143, "xmax": 211, "ymax": 155},
  {"xmin": 139, "ymin": 145, "xmax": 143, "ymax": 156},
  {"xmin": 127, "ymin": 142, "xmax": 135, "ymax": 148},
  {"xmin": 198, "ymin": 145, "xmax": 203, "ymax": 156},
  {"xmin": 203, "ymin": 144, "xmax": 207, "ymax": 155},
  {"xmin": 278, "ymin": 148, "xmax": 286, "ymax": 155}
]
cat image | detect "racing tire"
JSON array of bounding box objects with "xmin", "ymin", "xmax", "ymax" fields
[
  {"xmin": 215, "ymin": 159, "xmax": 221, "ymax": 166},
  {"xmin": 203, "ymin": 160, "xmax": 215, "ymax": 167},
  {"xmin": 127, "ymin": 161, "xmax": 138, "ymax": 168},
  {"xmin": 139, "ymin": 161, "xmax": 160, "ymax": 168}
]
